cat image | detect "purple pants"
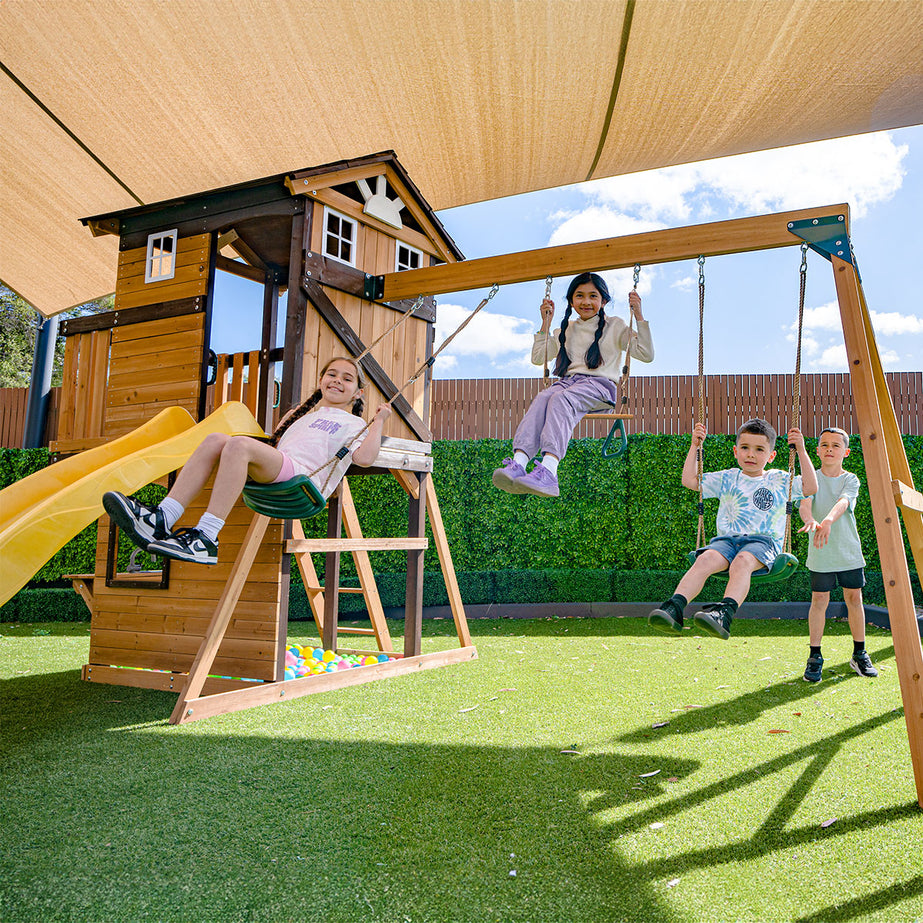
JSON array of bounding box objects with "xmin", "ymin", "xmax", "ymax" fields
[{"xmin": 513, "ymin": 374, "xmax": 619, "ymax": 460}]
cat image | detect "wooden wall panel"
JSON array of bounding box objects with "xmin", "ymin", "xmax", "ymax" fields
[
  {"xmin": 88, "ymin": 481, "xmax": 285, "ymax": 683},
  {"xmin": 115, "ymin": 234, "xmax": 210, "ymax": 311},
  {"xmin": 103, "ymin": 313, "xmax": 205, "ymax": 437}
]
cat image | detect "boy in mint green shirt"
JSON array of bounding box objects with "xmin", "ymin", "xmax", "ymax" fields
[{"xmin": 798, "ymin": 427, "xmax": 877, "ymax": 682}]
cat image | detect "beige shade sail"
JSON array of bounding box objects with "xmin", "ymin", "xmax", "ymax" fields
[{"xmin": 1, "ymin": 0, "xmax": 921, "ymax": 316}]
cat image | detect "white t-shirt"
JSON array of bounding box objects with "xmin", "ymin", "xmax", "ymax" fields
[
  {"xmin": 277, "ymin": 406, "xmax": 367, "ymax": 498},
  {"xmin": 702, "ymin": 467, "xmax": 806, "ymax": 554}
]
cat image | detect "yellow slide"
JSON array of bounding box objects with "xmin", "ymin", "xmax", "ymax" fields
[{"xmin": 0, "ymin": 402, "xmax": 266, "ymax": 607}]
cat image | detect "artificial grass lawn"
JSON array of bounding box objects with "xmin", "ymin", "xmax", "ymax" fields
[{"xmin": 1, "ymin": 616, "xmax": 921, "ymax": 923}]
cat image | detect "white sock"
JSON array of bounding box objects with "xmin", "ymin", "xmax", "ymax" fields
[
  {"xmin": 513, "ymin": 450, "xmax": 530, "ymax": 468},
  {"xmin": 539, "ymin": 454, "xmax": 559, "ymax": 476},
  {"xmin": 196, "ymin": 513, "xmax": 224, "ymax": 542},
  {"xmin": 158, "ymin": 497, "xmax": 184, "ymax": 531}
]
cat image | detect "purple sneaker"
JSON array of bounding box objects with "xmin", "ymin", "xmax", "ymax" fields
[
  {"xmin": 492, "ymin": 458, "xmax": 528, "ymax": 494},
  {"xmin": 517, "ymin": 463, "xmax": 559, "ymax": 498}
]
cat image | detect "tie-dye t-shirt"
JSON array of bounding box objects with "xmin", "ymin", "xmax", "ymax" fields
[{"xmin": 701, "ymin": 467, "xmax": 806, "ymax": 554}]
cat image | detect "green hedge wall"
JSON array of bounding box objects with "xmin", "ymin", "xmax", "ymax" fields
[{"xmin": 3, "ymin": 435, "xmax": 920, "ymax": 615}]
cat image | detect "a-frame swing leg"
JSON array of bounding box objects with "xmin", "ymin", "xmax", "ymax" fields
[
  {"xmin": 170, "ymin": 513, "xmax": 271, "ymax": 725},
  {"xmin": 832, "ymin": 255, "xmax": 923, "ymax": 808}
]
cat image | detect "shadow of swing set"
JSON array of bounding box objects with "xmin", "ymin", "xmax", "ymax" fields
[{"xmin": 58, "ymin": 153, "xmax": 921, "ymax": 803}]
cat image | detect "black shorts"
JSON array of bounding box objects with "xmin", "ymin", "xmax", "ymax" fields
[{"xmin": 809, "ymin": 567, "xmax": 866, "ymax": 592}]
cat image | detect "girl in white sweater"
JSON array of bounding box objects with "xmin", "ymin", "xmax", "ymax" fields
[{"xmin": 492, "ymin": 272, "xmax": 653, "ymax": 497}]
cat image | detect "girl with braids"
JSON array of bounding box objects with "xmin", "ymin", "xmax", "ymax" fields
[
  {"xmin": 103, "ymin": 357, "xmax": 391, "ymax": 564},
  {"xmin": 492, "ymin": 272, "xmax": 653, "ymax": 497}
]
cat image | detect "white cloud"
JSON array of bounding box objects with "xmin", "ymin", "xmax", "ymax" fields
[
  {"xmin": 801, "ymin": 301, "xmax": 843, "ymax": 331},
  {"xmin": 434, "ymin": 303, "xmax": 536, "ymax": 370},
  {"xmin": 561, "ymin": 131, "xmax": 908, "ymax": 230},
  {"xmin": 671, "ymin": 274, "xmax": 696, "ymax": 292},
  {"xmin": 871, "ymin": 311, "xmax": 923, "ymax": 336},
  {"xmin": 809, "ymin": 344, "xmax": 848, "ymax": 371}
]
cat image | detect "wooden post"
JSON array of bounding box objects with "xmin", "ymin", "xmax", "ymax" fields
[
  {"xmin": 831, "ymin": 255, "xmax": 923, "ymax": 808},
  {"xmin": 322, "ymin": 486, "xmax": 343, "ymax": 652},
  {"xmin": 170, "ymin": 513, "xmax": 271, "ymax": 724},
  {"xmin": 404, "ymin": 472, "xmax": 427, "ymax": 657}
]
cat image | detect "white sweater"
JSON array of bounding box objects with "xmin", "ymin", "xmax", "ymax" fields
[{"xmin": 532, "ymin": 314, "xmax": 654, "ymax": 379}]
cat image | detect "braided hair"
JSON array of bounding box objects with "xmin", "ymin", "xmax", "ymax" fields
[
  {"xmin": 269, "ymin": 356, "xmax": 366, "ymax": 447},
  {"xmin": 552, "ymin": 272, "xmax": 611, "ymax": 378}
]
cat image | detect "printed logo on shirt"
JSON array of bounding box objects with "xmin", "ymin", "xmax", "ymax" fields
[
  {"xmin": 752, "ymin": 487, "xmax": 774, "ymax": 511},
  {"xmin": 309, "ymin": 418, "xmax": 343, "ymax": 435}
]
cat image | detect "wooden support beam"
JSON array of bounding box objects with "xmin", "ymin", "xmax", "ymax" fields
[
  {"xmin": 216, "ymin": 253, "xmax": 266, "ymax": 283},
  {"xmin": 322, "ymin": 489, "xmax": 344, "ymax": 652},
  {"xmin": 424, "ymin": 475, "xmax": 471, "ymax": 648},
  {"xmin": 379, "ymin": 203, "xmax": 850, "ymax": 300},
  {"xmin": 171, "ymin": 646, "xmax": 478, "ymax": 724},
  {"xmin": 894, "ymin": 480, "xmax": 923, "ymax": 514},
  {"xmin": 286, "ymin": 537, "xmax": 429, "ymax": 553},
  {"xmin": 404, "ymin": 472, "xmax": 427, "ymax": 657},
  {"xmin": 169, "ymin": 513, "xmax": 271, "ymax": 724},
  {"xmin": 340, "ymin": 479, "xmax": 394, "ymax": 652},
  {"xmin": 832, "ymin": 255, "xmax": 923, "ymax": 809}
]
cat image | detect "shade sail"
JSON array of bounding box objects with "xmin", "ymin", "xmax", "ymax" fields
[{"xmin": 1, "ymin": 0, "xmax": 921, "ymax": 316}]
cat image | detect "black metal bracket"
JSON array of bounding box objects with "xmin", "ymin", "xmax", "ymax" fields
[{"xmin": 363, "ymin": 274, "xmax": 385, "ymax": 301}]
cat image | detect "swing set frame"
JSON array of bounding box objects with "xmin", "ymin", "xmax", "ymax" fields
[{"xmin": 372, "ymin": 202, "xmax": 923, "ymax": 809}]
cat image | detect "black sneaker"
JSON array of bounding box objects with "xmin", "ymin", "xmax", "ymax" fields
[
  {"xmin": 803, "ymin": 653, "xmax": 824, "ymax": 683},
  {"xmin": 103, "ymin": 491, "xmax": 169, "ymax": 550},
  {"xmin": 850, "ymin": 651, "xmax": 878, "ymax": 677},
  {"xmin": 693, "ymin": 603, "xmax": 733, "ymax": 640},
  {"xmin": 149, "ymin": 527, "xmax": 218, "ymax": 565},
  {"xmin": 648, "ymin": 602, "xmax": 684, "ymax": 634}
]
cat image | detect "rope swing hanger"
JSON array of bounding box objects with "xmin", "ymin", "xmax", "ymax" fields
[
  {"xmin": 689, "ymin": 244, "xmax": 809, "ymax": 584},
  {"xmin": 242, "ymin": 284, "xmax": 502, "ymax": 519}
]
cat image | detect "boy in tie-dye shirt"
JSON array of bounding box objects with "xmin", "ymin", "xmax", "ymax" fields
[{"xmin": 648, "ymin": 418, "xmax": 817, "ymax": 640}]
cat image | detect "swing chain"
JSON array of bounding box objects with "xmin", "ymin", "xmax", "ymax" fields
[
  {"xmin": 542, "ymin": 276, "xmax": 553, "ymax": 379},
  {"xmin": 632, "ymin": 263, "xmax": 641, "ymax": 291}
]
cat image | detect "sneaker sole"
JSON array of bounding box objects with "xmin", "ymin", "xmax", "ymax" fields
[
  {"xmin": 103, "ymin": 492, "xmax": 156, "ymax": 550},
  {"xmin": 648, "ymin": 610, "xmax": 683, "ymax": 635},
  {"xmin": 849, "ymin": 660, "xmax": 878, "ymax": 678},
  {"xmin": 148, "ymin": 541, "xmax": 217, "ymax": 566},
  {"xmin": 517, "ymin": 480, "xmax": 560, "ymax": 498},
  {"xmin": 491, "ymin": 470, "xmax": 528, "ymax": 494},
  {"xmin": 692, "ymin": 612, "xmax": 731, "ymax": 640},
  {"xmin": 803, "ymin": 672, "xmax": 822, "ymax": 683}
]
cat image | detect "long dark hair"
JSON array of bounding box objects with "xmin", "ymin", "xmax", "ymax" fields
[
  {"xmin": 269, "ymin": 357, "xmax": 366, "ymax": 446},
  {"xmin": 553, "ymin": 272, "xmax": 611, "ymax": 377}
]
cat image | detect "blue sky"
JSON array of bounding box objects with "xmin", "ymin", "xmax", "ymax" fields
[{"xmin": 212, "ymin": 124, "xmax": 922, "ymax": 379}]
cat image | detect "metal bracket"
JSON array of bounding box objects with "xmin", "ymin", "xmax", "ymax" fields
[
  {"xmin": 363, "ymin": 273, "xmax": 385, "ymax": 301},
  {"xmin": 787, "ymin": 215, "xmax": 854, "ymax": 266}
]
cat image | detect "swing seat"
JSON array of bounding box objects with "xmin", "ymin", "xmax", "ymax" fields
[
  {"xmin": 241, "ymin": 475, "xmax": 326, "ymax": 520},
  {"xmin": 686, "ymin": 548, "xmax": 799, "ymax": 584}
]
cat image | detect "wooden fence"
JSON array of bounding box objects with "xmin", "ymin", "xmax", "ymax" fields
[
  {"xmin": 429, "ymin": 372, "xmax": 922, "ymax": 440},
  {"xmin": 2, "ymin": 372, "xmax": 920, "ymax": 449}
]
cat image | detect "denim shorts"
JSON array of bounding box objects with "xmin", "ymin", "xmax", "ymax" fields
[{"xmin": 696, "ymin": 534, "xmax": 778, "ymax": 569}]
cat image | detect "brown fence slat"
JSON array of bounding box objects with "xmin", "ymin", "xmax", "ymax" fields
[{"xmin": 1, "ymin": 373, "xmax": 920, "ymax": 449}]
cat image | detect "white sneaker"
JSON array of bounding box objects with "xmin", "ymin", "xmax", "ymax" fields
[
  {"xmin": 103, "ymin": 491, "xmax": 169, "ymax": 550},
  {"xmin": 149, "ymin": 528, "xmax": 218, "ymax": 565}
]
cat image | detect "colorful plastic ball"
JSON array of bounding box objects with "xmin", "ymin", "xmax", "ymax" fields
[
  {"xmin": 322, "ymin": 649, "xmax": 336, "ymax": 662},
  {"xmin": 363, "ymin": 656, "xmax": 377, "ymax": 666},
  {"xmin": 312, "ymin": 648, "xmax": 324, "ymax": 660},
  {"xmin": 284, "ymin": 667, "xmax": 295, "ymax": 680},
  {"xmin": 377, "ymin": 654, "xmax": 389, "ymax": 663}
]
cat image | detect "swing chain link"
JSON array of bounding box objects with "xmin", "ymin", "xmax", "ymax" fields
[{"xmin": 632, "ymin": 263, "xmax": 641, "ymax": 291}]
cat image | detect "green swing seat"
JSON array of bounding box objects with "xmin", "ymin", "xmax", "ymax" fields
[
  {"xmin": 241, "ymin": 475, "xmax": 326, "ymax": 520},
  {"xmin": 686, "ymin": 548, "xmax": 799, "ymax": 584}
]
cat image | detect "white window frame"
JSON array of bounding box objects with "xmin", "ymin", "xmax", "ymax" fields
[
  {"xmin": 395, "ymin": 241, "xmax": 424, "ymax": 272},
  {"xmin": 322, "ymin": 207, "xmax": 357, "ymax": 266},
  {"xmin": 144, "ymin": 229, "xmax": 178, "ymax": 283}
]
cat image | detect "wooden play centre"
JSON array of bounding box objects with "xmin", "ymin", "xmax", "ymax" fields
[{"xmin": 28, "ymin": 151, "xmax": 921, "ymax": 807}]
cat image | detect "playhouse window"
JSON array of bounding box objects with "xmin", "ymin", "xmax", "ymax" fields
[
  {"xmin": 323, "ymin": 208, "xmax": 357, "ymax": 265},
  {"xmin": 144, "ymin": 229, "xmax": 178, "ymax": 283},
  {"xmin": 396, "ymin": 242, "xmax": 424, "ymax": 272}
]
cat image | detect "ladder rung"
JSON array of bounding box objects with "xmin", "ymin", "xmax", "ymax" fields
[
  {"xmin": 305, "ymin": 585, "xmax": 365, "ymax": 596},
  {"xmin": 286, "ymin": 537, "xmax": 428, "ymax": 552},
  {"xmin": 337, "ymin": 627, "xmax": 376, "ymax": 636}
]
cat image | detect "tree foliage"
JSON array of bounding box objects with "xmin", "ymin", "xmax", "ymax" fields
[{"xmin": 0, "ymin": 285, "xmax": 114, "ymax": 387}]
